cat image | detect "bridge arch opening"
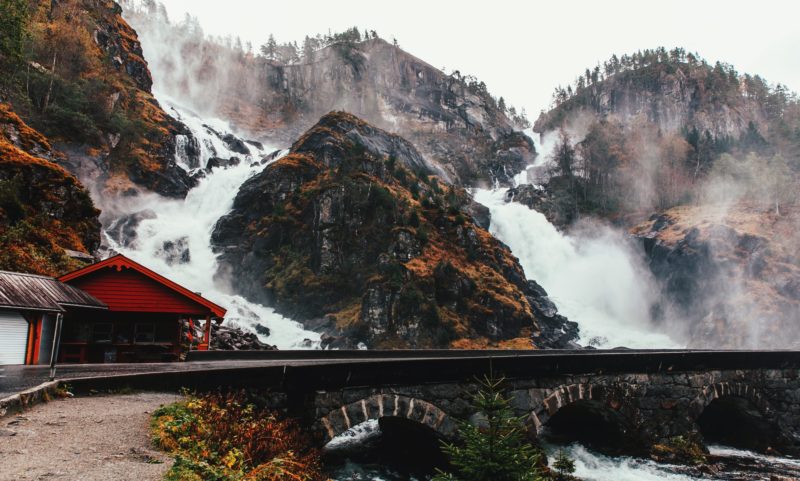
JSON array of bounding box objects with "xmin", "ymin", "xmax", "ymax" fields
[
  {"xmin": 323, "ymin": 417, "xmax": 447, "ymax": 477},
  {"xmin": 540, "ymin": 400, "xmax": 637, "ymax": 455},
  {"xmin": 697, "ymin": 396, "xmax": 780, "ymax": 452},
  {"xmin": 319, "ymin": 395, "xmax": 453, "ymax": 477}
]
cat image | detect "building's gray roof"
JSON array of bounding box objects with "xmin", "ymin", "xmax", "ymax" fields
[{"xmin": 0, "ymin": 270, "xmax": 107, "ymax": 312}]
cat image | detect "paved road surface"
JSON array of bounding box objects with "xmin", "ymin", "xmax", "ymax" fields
[
  {"xmin": 0, "ymin": 359, "xmax": 361, "ymax": 399},
  {"xmin": 1, "ymin": 350, "xmax": 592, "ymax": 398},
  {"xmin": 0, "ymin": 349, "xmax": 650, "ymax": 398}
]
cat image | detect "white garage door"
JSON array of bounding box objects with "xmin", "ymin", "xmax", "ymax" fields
[{"xmin": 0, "ymin": 310, "xmax": 29, "ymax": 365}]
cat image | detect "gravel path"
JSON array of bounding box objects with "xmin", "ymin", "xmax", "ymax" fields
[{"xmin": 0, "ymin": 392, "xmax": 181, "ymax": 481}]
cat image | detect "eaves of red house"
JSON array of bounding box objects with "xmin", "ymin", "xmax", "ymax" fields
[{"xmin": 59, "ymin": 254, "xmax": 226, "ymax": 319}]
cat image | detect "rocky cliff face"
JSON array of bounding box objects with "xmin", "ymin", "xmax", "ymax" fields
[
  {"xmin": 534, "ymin": 60, "xmax": 769, "ymax": 140},
  {"xmin": 212, "ymin": 112, "xmax": 576, "ymax": 349},
  {"xmin": 632, "ymin": 204, "xmax": 800, "ymax": 349},
  {"xmin": 522, "ymin": 52, "xmax": 800, "ymax": 349},
  {"xmin": 0, "ymin": 103, "xmax": 101, "ymax": 275},
  {"xmin": 504, "ymin": 183, "xmax": 578, "ymax": 230},
  {"xmin": 261, "ymin": 39, "xmax": 533, "ymax": 185},
  {"xmin": 3, "ymin": 0, "xmax": 197, "ymax": 198},
  {"xmin": 69, "ymin": 0, "xmax": 198, "ymax": 198},
  {"xmin": 118, "ymin": 6, "xmax": 535, "ymax": 187},
  {"xmin": 521, "ymin": 53, "xmax": 800, "ymax": 231}
]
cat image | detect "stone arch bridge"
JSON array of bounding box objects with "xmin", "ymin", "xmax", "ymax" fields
[
  {"xmin": 303, "ymin": 352, "xmax": 799, "ymax": 454},
  {"xmin": 77, "ymin": 349, "xmax": 800, "ymax": 454}
]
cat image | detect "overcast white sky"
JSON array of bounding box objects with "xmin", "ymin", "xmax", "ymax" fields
[{"xmin": 157, "ymin": 0, "xmax": 800, "ymax": 116}]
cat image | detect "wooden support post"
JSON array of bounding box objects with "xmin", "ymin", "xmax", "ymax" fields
[
  {"xmin": 31, "ymin": 314, "xmax": 43, "ymax": 364},
  {"xmin": 49, "ymin": 313, "xmax": 63, "ymax": 381},
  {"xmin": 199, "ymin": 314, "xmax": 211, "ymax": 351},
  {"xmin": 187, "ymin": 317, "xmax": 194, "ymax": 347},
  {"xmin": 24, "ymin": 313, "xmax": 44, "ymax": 365},
  {"xmin": 25, "ymin": 318, "xmax": 36, "ymax": 365}
]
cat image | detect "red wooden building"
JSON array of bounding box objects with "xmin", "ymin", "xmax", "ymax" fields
[{"xmin": 57, "ymin": 254, "xmax": 226, "ymax": 363}]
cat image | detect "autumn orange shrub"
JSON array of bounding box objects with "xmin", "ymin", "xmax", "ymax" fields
[{"xmin": 151, "ymin": 391, "xmax": 326, "ymax": 481}]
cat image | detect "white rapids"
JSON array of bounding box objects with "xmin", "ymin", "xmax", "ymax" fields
[
  {"xmin": 547, "ymin": 443, "xmax": 800, "ymax": 481},
  {"xmin": 548, "ymin": 444, "xmax": 697, "ymax": 481}
]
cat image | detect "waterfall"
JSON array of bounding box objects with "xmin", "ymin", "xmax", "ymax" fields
[
  {"xmin": 474, "ymin": 129, "xmax": 682, "ymax": 348},
  {"xmin": 103, "ymin": 98, "xmax": 320, "ymax": 349}
]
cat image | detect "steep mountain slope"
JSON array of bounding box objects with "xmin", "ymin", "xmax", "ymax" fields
[
  {"xmin": 0, "ymin": 0, "xmax": 196, "ymax": 197},
  {"xmin": 212, "ymin": 112, "xmax": 576, "ymax": 349},
  {"xmin": 120, "ymin": 5, "xmax": 534, "ymax": 186},
  {"xmin": 0, "ymin": 102, "xmax": 100, "ymax": 275},
  {"xmin": 633, "ymin": 204, "xmax": 800, "ymax": 348},
  {"xmin": 529, "ymin": 48, "xmax": 800, "ymax": 225},
  {"xmin": 536, "ymin": 50, "xmax": 778, "ymax": 139},
  {"xmin": 523, "ymin": 48, "xmax": 800, "ymax": 349}
]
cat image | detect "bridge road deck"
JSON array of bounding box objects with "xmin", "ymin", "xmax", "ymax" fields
[{"xmin": 2, "ymin": 349, "xmax": 799, "ymax": 400}]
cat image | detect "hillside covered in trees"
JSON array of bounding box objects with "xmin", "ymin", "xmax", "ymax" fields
[
  {"xmin": 0, "ymin": 101, "xmax": 100, "ymax": 275},
  {"xmin": 525, "ymin": 48, "xmax": 800, "ymax": 349},
  {"xmin": 0, "ymin": 0, "xmax": 195, "ymax": 198},
  {"xmin": 529, "ymin": 47, "xmax": 800, "ymax": 222}
]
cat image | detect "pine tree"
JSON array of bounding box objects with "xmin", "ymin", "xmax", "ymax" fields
[
  {"xmin": 433, "ymin": 376, "xmax": 545, "ymax": 481},
  {"xmin": 552, "ymin": 449, "xmax": 576, "ymax": 480},
  {"xmin": 0, "ymin": 0, "xmax": 28, "ymax": 69},
  {"xmin": 302, "ymin": 35, "xmax": 315, "ymax": 62},
  {"xmin": 553, "ymin": 130, "xmax": 576, "ymax": 179},
  {"xmin": 260, "ymin": 34, "xmax": 277, "ymax": 60}
]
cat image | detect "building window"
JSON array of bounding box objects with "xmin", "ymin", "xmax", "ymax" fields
[
  {"xmin": 135, "ymin": 323, "xmax": 156, "ymax": 344},
  {"xmin": 92, "ymin": 323, "xmax": 113, "ymax": 343},
  {"xmin": 155, "ymin": 321, "xmax": 177, "ymax": 343},
  {"xmin": 114, "ymin": 321, "xmax": 132, "ymax": 344}
]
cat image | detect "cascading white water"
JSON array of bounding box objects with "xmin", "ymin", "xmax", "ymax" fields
[
  {"xmin": 103, "ymin": 98, "xmax": 320, "ymax": 349},
  {"xmin": 475, "ymin": 128, "xmax": 682, "ymax": 348},
  {"xmin": 326, "ymin": 423, "xmax": 800, "ymax": 481},
  {"xmin": 474, "ymin": 188, "xmax": 679, "ymax": 348},
  {"xmin": 111, "ymin": 9, "xmax": 797, "ymax": 481}
]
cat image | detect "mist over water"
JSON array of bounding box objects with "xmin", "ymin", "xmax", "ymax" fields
[{"xmin": 120, "ymin": 0, "xmax": 682, "ymax": 349}]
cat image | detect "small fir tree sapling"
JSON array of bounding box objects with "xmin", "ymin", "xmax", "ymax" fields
[{"xmin": 433, "ymin": 375, "xmax": 545, "ymax": 481}]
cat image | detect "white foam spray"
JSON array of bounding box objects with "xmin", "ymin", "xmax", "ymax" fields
[{"xmin": 474, "ymin": 186, "xmax": 680, "ymax": 348}]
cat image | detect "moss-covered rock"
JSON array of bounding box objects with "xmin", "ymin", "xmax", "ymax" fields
[
  {"xmin": 650, "ymin": 434, "xmax": 709, "ymax": 465},
  {"xmin": 2, "ymin": 0, "xmax": 195, "ymax": 197},
  {"xmin": 213, "ymin": 112, "xmax": 577, "ymax": 348},
  {"xmin": 0, "ymin": 102, "xmax": 100, "ymax": 275}
]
